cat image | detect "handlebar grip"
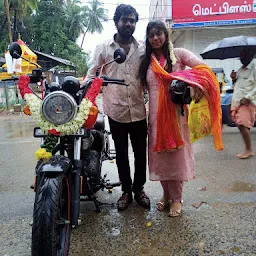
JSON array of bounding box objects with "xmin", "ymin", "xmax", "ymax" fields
[
  {"xmin": 102, "ymin": 76, "xmax": 125, "ymax": 83},
  {"xmin": 104, "ymin": 81, "xmax": 128, "ymax": 86},
  {"xmin": 100, "ymin": 75, "xmax": 127, "ymax": 86}
]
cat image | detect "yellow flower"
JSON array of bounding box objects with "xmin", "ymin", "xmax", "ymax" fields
[
  {"xmin": 35, "ymin": 148, "xmax": 52, "ymax": 161},
  {"xmin": 146, "ymin": 222, "xmax": 152, "ymax": 227}
]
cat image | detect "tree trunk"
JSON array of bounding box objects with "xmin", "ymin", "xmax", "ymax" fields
[
  {"xmin": 13, "ymin": 9, "xmax": 17, "ymax": 42},
  {"xmin": 5, "ymin": 0, "xmax": 12, "ymax": 43},
  {"xmin": 80, "ymin": 27, "xmax": 89, "ymax": 48}
]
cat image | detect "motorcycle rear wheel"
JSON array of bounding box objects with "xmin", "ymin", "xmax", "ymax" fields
[{"xmin": 31, "ymin": 174, "xmax": 71, "ymax": 256}]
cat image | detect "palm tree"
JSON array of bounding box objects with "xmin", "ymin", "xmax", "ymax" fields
[
  {"xmin": 9, "ymin": 0, "xmax": 37, "ymax": 41},
  {"xmin": 4, "ymin": 0, "xmax": 12, "ymax": 43},
  {"xmin": 64, "ymin": 0, "xmax": 85, "ymax": 42},
  {"xmin": 80, "ymin": 0, "xmax": 108, "ymax": 48}
]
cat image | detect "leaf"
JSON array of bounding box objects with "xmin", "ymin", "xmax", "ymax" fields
[
  {"xmin": 192, "ymin": 201, "xmax": 207, "ymax": 209},
  {"xmin": 146, "ymin": 222, "xmax": 152, "ymax": 227}
]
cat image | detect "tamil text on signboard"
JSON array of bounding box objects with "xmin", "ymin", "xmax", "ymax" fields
[{"xmin": 172, "ymin": 0, "xmax": 256, "ymax": 28}]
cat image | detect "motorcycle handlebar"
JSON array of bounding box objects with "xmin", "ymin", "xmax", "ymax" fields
[
  {"xmin": 1, "ymin": 74, "xmax": 44, "ymax": 83},
  {"xmin": 1, "ymin": 76, "xmax": 19, "ymax": 82}
]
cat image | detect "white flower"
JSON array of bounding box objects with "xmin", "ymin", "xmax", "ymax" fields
[{"xmin": 169, "ymin": 41, "xmax": 177, "ymax": 65}]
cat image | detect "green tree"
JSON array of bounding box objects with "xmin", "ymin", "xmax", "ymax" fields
[
  {"xmin": 8, "ymin": 0, "xmax": 37, "ymax": 41},
  {"xmin": 0, "ymin": 1, "xmax": 9, "ymax": 53},
  {"xmin": 0, "ymin": 0, "xmax": 107, "ymax": 77},
  {"xmin": 80, "ymin": 0, "xmax": 108, "ymax": 48},
  {"xmin": 64, "ymin": 0, "xmax": 86, "ymax": 42}
]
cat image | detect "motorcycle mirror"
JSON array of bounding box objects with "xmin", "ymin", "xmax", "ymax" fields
[
  {"xmin": 9, "ymin": 42, "xmax": 22, "ymax": 59},
  {"xmin": 114, "ymin": 48, "xmax": 126, "ymax": 64}
]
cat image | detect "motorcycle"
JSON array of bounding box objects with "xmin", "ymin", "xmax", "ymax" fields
[{"xmin": 7, "ymin": 42, "xmax": 127, "ymax": 256}]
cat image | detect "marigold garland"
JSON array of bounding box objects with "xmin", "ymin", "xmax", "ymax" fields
[
  {"xmin": 17, "ymin": 75, "xmax": 104, "ymax": 160},
  {"xmin": 24, "ymin": 93, "xmax": 93, "ymax": 135},
  {"xmin": 18, "ymin": 75, "xmax": 104, "ymax": 136},
  {"xmin": 35, "ymin": 148, "xmax": 52, "ymax": 161}
]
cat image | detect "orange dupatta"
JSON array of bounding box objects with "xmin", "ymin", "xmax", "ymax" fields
[{"xmin": 151, "ymin": 55, "xmax": 224, "ymax": 152}]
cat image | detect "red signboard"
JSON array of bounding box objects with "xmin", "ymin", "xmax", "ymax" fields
[{"xmin": 172, "ymin": 0, "xmax": 256, "ymax": 24}]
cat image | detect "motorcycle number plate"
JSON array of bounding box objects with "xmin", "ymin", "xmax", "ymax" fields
[
  {"xmin": 34, "ymin": 127, "xmax": 86, "ymax": 137},
  {"xmin": 76, "ymin": 128, "xmax": 85, "ymax": 136}
]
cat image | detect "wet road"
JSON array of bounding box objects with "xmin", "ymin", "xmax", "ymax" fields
[{"xmin": 0, "ymin": 114, "xmax": 256, "ymax": 256}]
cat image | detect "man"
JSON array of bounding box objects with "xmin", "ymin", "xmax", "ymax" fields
[
  {"xmin": 230, "ymin": 48, "xmax": 256, "ymax": 159},
  {"xmin": 86, "ymin": 4, "xmax": 150, "ymax": 210}
]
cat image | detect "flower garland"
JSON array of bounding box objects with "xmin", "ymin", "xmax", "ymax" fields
[
  {"xmin": 25, "ymin": 93, "xmax": 93, "ymax": 135},
  {"xmin": 168, "ymin": 41, "xmax": 177, "ymax": 65},
  {"xmin": 18, "ymin": 76, "xmax": 103, "ymax": 136},
  {"xmin": 18, "ymin": 75, "xmax": 104, "ymax": 160},
  {"xmin": 35, "ymin": 134, "xmax": 59, "ymax": 160}
]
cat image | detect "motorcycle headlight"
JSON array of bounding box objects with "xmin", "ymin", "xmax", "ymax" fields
[{"xmin": 42, "ymin": 91, "xmax": 77, "ymax": 125}]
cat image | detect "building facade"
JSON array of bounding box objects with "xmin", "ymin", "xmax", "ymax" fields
[{"xmin": 149, "ymin": 0, "xmax": 256, "ymax": 79}]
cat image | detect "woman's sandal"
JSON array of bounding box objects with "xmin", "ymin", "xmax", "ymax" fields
[
  {"xmin": 156, "ymin": 198, "xmax": 170, "ymax": 211},
  {"xmin": 168, "ymin": 200, "xmax": 183, "ymax": 217}
]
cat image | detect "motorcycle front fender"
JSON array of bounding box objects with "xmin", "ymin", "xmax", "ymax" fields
[{"xmin": 38, "ymin": 155, "xmax": 72, "ymax": 177}]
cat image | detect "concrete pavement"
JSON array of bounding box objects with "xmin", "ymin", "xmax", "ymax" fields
[{"xmin": 0, "ymin": 114, "xmax": 255, "ymax": 256}]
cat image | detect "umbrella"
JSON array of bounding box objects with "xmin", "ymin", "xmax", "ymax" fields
[{"xmin": 200, "ymin": 35, "xmax": 256, "ymax": 60}]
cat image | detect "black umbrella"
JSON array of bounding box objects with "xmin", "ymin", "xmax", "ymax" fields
[{"xmin": 200, "ymin": 35, "xmax": 256, "ymax": 60}]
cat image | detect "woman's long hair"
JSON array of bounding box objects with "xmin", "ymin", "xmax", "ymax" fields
[{"xmin": 139, "ymin": 20, "xmax": 173, "ymax": 86}]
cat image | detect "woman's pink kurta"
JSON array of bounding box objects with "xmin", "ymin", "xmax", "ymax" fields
[{"xmin": 147, "ymin": 48, "xmax": 205, "ymax": 181}]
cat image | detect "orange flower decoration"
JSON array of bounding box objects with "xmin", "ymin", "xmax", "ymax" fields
[
  {"xmin": 23, "ymin": 105, "xmax": 31, "ymax": 115},
  {"xmin": 83, "ymin": 105, "xmax": 99, "ymax": 129}
]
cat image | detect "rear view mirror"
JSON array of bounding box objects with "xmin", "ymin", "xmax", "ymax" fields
[
  {"xmin": 114, "ymin": 48, "xmax": 126, "ymax": 64},
  {"xmin": 9, "ymin": 42, "xmax": 22, "ymax": 59}
]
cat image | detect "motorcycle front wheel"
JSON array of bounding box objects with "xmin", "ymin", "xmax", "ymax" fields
[{"xmin": 31, "ymin": 174, "xmax": 71, "ymax": 256}]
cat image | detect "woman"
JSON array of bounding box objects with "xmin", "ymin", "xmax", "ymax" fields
[{"xmin": 139, "ymin": 20, "xmax": 206, "ymax": 217}]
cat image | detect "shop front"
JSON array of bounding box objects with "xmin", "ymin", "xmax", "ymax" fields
[{"xmin": 149, "ymin": 0, "xmax": 256, "ymax": 79}]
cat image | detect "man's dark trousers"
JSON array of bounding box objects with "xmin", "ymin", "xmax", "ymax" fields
[{"xmin": 108, "ymin": 117, "xmax": 147, "ymax": 194}]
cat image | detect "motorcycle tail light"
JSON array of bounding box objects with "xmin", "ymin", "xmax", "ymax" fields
[{"xmin": 42, "ymin": 91, "xmax": 77, "ymax": 125}]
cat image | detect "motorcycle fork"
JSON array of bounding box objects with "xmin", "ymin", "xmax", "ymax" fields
[
  {"xmin": 70, "ymin": 137, "xmax": 82, "ymax": 228},
  {"xmin": 33, "ymin": 138, "xmax": 45, "ymax": 192}
]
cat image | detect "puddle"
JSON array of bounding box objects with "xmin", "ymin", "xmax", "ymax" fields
[
  {"xmin": 0, "ymin": 120, "xmax": 35, "ymax": 138},
  {"xmin": 226, "ymin": 182, "xmax": 256, "ymax": 192}
]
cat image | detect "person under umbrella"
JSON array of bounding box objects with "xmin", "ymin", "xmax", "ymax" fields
[{"xmin": 230, "ymin": 48, "xmax": 256, "ymax": 159}]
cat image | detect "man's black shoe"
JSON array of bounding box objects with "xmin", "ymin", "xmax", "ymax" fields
[
  {"xmin": 117, "ymin": 193, "xmax": 133, "ymax": 211},
  {"xmin": 134, "ymin": 190, "xmax": 150, "ymax": 209}
]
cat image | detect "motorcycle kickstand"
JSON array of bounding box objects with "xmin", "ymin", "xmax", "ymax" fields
[
  {"xmin": 87, "ymin": 178, "xmax": 102, "ymax": 212},
  {"xmin": 92, "ymin": 195, "xmax": 101, "ymax": 212}
]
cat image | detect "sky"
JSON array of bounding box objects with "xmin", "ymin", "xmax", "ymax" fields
[{"xmin": 77, "ymin": 0, "xmax": 151, "ymax": 57}]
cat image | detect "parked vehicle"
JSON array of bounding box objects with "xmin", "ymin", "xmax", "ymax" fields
[
  {"xmin": 211, "ymin": 67, "xmax": 230, "ymax": 93},
  {"xmin": 6, "ymin": 42, "xmax": 127, "ymax": 256},
  {"xmin": 220, "ymin": 83, "xmax": 236, "ymax": 126}
]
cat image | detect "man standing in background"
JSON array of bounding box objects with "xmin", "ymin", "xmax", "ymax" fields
[{"xmin": 230, "ymin": 49, "xmax": 256, "ymax": 159}]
